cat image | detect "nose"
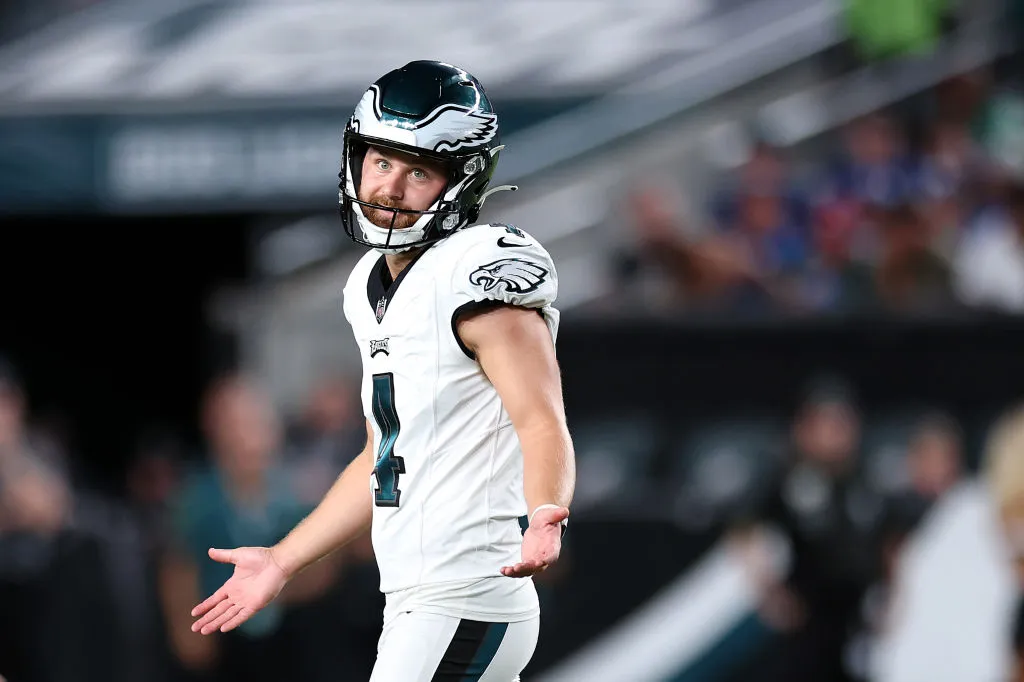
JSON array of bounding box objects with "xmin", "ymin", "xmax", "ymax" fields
[{"xmin": 379, "ymin": 172, "xmax": 405, "ymax": 202}]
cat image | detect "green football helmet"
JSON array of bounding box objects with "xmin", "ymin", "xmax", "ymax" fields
[{"xmin": 339, "ymin": 60, "xmax": 517, "ymax": 253}]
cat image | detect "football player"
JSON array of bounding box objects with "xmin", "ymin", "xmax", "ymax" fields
[{"xmin": 189, "ymin": 60, "xmax": 576, "ymax": 682}]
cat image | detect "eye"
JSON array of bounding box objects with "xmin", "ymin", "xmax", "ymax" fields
[
  {"xmin": 411, "ymin": 168, "xmax": 428, "ymax": 180},
  {"xmin": 375, "ymin": 158, "xmax": 390, "ymax": 171}
]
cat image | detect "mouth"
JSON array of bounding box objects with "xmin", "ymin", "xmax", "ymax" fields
[
  {"xmin": 365, "ymin": 208, "xmax": 417, "ymax": 230},
  {"xmin": 363, "ymin": 197, "xmax": 420, "ymax": 230}
]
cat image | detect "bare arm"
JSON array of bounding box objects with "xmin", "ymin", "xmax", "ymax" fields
[
  {"xmin": 271, "ymin": 418, "xmax": 376, "ymax": 577},
  {"xmin": 190, "ymin": 419, "xmax": 378, "ymax": 635},
  {"xmin": 458, "ymin": 306, "xmax": 575, "ymax": 518}
]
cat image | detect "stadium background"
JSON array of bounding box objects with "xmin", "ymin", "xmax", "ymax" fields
[{"xmin": 2, "ymin": 0, "xmax": 1024, "ymax": 681}]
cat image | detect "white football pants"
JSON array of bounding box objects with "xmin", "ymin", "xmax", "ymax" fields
[{"xmin": 369, "ymin": 611, "xmax": 539, "ymax": 682}]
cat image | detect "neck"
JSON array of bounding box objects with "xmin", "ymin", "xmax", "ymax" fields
[{"xmin": 385, "ymin": 248, "xmax": 422, "ymax": 280}]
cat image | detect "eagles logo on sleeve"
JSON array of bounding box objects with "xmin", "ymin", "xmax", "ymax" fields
[{"xmin": 469, "ymin": 258, "xmax": 549, "ymax": 295}]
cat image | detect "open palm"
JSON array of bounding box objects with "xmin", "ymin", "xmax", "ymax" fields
[
  {"xmin": 500, "ymin": 506, "xmax": 569, "ymax": 578},
  {"xmin": 190, "ymin": 546, "xmax": 290, "ymax": 635}
]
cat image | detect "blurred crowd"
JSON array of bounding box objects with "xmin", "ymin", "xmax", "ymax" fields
[
  {"xmin": 0, "ymin": 358, "xmax": 383, "ymax": 682},
  {"xmin": 614, "ymin": 64, "xmax": 1024, "ymax": 318},
  {"xmin": 725, "ymin": 379, "xmax": 971, "ymax": 682},
  {"xmin": 4, "ymin": 342, "xmax": 1022, "ymax": 681}
]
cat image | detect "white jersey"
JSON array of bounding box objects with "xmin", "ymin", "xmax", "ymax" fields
[{"xmin": 341, "ymin": 222, "xmax": 560, "ymax": 623}]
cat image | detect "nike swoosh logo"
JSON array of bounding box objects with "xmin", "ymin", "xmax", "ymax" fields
[{"xmin": 497, "ymin": 237, "xmax": 528, "ymax": 248}]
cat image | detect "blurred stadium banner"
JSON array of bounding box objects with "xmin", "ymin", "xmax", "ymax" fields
[{"xmin": 0, "ymin": 0, "xmax": 840, "ymax": 214}]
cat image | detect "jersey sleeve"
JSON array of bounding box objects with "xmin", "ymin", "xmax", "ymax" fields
[{"xmin": 449, "ymin": 225, "xmax": 560, "ymax": 358}]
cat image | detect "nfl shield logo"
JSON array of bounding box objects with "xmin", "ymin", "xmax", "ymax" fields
[{"xmin": 375, "ymin": 296, "xmax": 387, "ymax": 323}]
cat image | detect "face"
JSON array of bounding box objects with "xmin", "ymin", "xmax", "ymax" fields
[
  {"xmin": 358, "ymin": 146, "xmax": 449, "ymax": 230},
  {"xmin": 740, "ymin": 193, "xmax": 782, "ymax": 232},
  {"xmin": 203, "ymin": 379, "xmax": 280, "ymax": 481},
  {"xmin": 908, "ymin": 429, "xmax": 961, "ymax": 498},
  {"xmin": 794, "ymin": 401, "xmax": 860, "ymax": 466},
  {"xmin": 741, "ymin": 144, "xmax": 784, "ymax": 190},
  {"xmin": 847, "ymin": 116, "xmax": 897, "ymax": 166}
]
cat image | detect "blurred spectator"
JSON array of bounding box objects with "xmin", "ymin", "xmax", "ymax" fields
[
  {"xmin": 844, "ymin": 412, "xmax": 966, "ymax": 680},
  {"xmin": 819, "ymin": 114, "xmax": 918, "ymax": 209},
  {"xmin": 872, "ymin": 405, "xmax": 1020, "ymax": 682},
  {"xmin": 159, "ymin": 373, "xmax": 343, "ymax": 682},
  {"xmin": 708, "ymin": 141, "xmax": 818, "ymax": 311},
  {"xmin": 127, "ymin": 430, "xmax": 183, "ymax": 556},
  {"xmin": 904, "ymin": 413, "xmax": 964, "ymax": 500},
  {"xmin": 801, "ymin": 199, "xmax": 877, "ymax": 311},
  {"xmin": 0, "ymin": 357, "xmax": 121, "ymax": 682},
  {"xmin": 873, "ymin": 203, "xmax": 956, "ymax": 312},
  {"xmin": 735, "ymin": 378, "xmax": 884, "ymax": 682},
  {"xmin": 953, "ymin": 180, "xmax": 1024, "ymax": 312},
  {"xmin": 95, "ymin": 431, "xmax": 189, "ymax": 682},
  {"xmin": 876, "ymin": 412, "xmax": 966, "ymax": 603},
  {"xmin": 614, "ymin": 183, "xmax": 779, "ymax": 314},
  {"xmin": 710, "ymin": 141, "xmax": 811, "ymax": 232},
  {"xmin": 717, "ymin": 187, "xmax": 813, "ymax": 311},
  {"xmin": 285, "ymin": 375, "xmax": 365, "ymax": 505},
  {"xmin": 0, "ymin": 358, "xmax": 71, "ymax": 538},
  {"xmin": 914, "ymin": 118, "xmax": 984, "ymax": 249}
]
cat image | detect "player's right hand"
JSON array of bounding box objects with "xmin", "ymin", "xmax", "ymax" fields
[{"xmin": 190, "ymin": 546, "xmax": 290, "ymax": 635}]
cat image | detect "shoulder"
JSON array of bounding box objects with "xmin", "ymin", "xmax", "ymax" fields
[
  {"xmin": 437, "ymin": 222, "xmax": 552, "ymax": 259},
  {"xmin": 344, "ymin": 249, "xmax": 384, "ymax": 293},
  {"xmin": 342, "ymin": 249, "xmax": 384, "ymax": 319},
  {"xmin": 437, "ymin": 223, "xmax": 558, "ymax": 307}
]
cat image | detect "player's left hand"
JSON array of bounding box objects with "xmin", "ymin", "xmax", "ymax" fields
[{"xmin": 501, "ymin": 506, "xmax": 569, "ymax": 578}]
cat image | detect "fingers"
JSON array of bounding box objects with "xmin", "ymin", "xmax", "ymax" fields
[
  {"xmin": 500, "ymin": 561, "xmax": 546, "ymax": 578},
  {"xmin": 192, "ymin": 599, "xmax": 233, "ymax": 633},
  {"xmin": 220, "ymin": 607, "xmax": 253, "ymax": 633},
  {"xmin": 200, "ymin": 604, "xmax": 243, "ymax": 635},
  {"xmin": 191, "ymin": 587, "xmax": 228, "ymax": 618},
  {"xmin": 208, "ymin": 547, "xmax": 235, "ymax": 564}
]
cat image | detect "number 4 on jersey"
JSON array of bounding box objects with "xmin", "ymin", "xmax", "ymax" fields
[{"xmin": 371, "ymin": 373, "xmax": 405, "ymax": 507}]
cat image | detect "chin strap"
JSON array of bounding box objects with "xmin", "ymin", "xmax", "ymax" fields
[
  {"xmin": 479, "ymin": 184, "xmax": 518, "ymax": 208},
  {"xmin": 477, "ymin": 145, "xmax": 518, "ymax": 209}
]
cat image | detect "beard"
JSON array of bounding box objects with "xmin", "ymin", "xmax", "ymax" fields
[{"xmin": 360, "ymin": 193, "xmax": 422, "ymax": 230}]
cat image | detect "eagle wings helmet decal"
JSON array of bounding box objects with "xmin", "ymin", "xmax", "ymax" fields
[
  {"xmin": 469, "ymin": 258, "xmax": 549, "ymax": 295},
  {"xmin": 428, "ymin": 109, "xmax": 498, "ymax": 153},
  {"xmin": 352, "ymin": 85, "xmax": 498, "ymax": 153}
]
